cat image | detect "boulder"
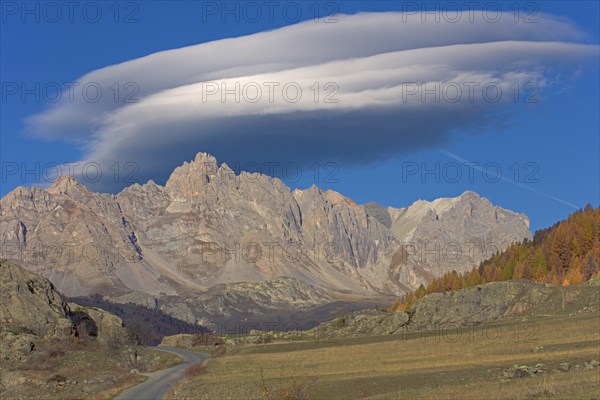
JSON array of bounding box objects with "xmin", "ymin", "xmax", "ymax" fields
[
  {"xmin": 68, "ymin": 303, "xmax": 125, "ymax": 340},
  {"xmin": 160, "ymin": 333, "xmax": 223, "ymax": 348},
  {"xmin": 559, "ymin": 362, "xmax": 571, "ymax": 372}
]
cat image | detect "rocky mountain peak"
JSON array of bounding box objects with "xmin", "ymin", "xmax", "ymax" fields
[
  {"xmin": 146, "ymin": 179, "xmax": 160, "ymax": 187},
  {"xmin": 47, "ymin": 175, "xmax": 89, "ymax": 196},
  {"xmin": 194, "ymin": 151, "xmax": 218, "ymax": 164},
  {"xmin": 459, "ymin": 190, "xmax": 480, "ymax": 198},
  {"xmin": 324, "ymin": 189, "xmax": 356, "ymax": 207},
  {"xmin": 164, "ymin": 153, "xmax": 221, "ymax": 200},
  {"xmin": 455, "ymin": 190, "xmax": 530, "ymax": 229}
]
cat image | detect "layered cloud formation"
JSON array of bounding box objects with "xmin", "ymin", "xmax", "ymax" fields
[{"xmin": 27, "ymin": 11, "xmax": 598, "ymax": 191}]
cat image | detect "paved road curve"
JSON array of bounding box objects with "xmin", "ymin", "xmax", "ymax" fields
[{"xmin": 115, "ymin": 346, "xmax": 209, "ymax": 400}]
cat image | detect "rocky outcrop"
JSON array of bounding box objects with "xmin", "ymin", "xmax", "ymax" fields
[
  {"xmin": 0, "ymin": 260, "xmax": 126, "ymax": 361},
  {"xmin": 68, "ymin": 304, "xmax": 125, "ymax": 338},
  {"xmin": 502, "ymin": 360, "xmax": 599, "ymax": 379},
  {"xmin": 159, "ymin": 333, "xmax": 223, "ymax": 348},
  {"xmin": 407, "ymin": 280, "xmax": 599, "ymax": 330},
  {"xmin": 407, "ymin": 280, "xmax": 548, "ymax": 330},
  {"xmin": 313, "ymin": 308, "xmax": 410, "ymax": 339},
  {"xmin": 0, "ymin": 260, "xmax": 73, "ymax": 338},
  {"xmin": 277, "ymin": 280, "xmax": 600, "ymax": 340}
]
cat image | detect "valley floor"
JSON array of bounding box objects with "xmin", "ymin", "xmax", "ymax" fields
[{"xmin": 169, "ymin": 313, "xmax": 600, "ymax": 400}]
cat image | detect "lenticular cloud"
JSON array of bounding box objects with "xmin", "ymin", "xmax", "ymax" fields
[{"xmin": 26, "ymin": 11, "xmax": 598, "ymax": 192}]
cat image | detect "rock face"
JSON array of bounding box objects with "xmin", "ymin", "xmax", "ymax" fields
[
  {"xmin": 0, "ymin": 260, "xmax": 126, "ymax": 361},
  {"xmin": 0, "ymin": 178, "xmax": 144, "ymax": 297},
  {"xmin": 381, "ymin": 191, "xmax": 532, "ymax": 289},
  {"xmin": 407, "ymin": 279, "xmax": 600, "ymax": 330},
  {"xmin": 407, "ymin": 280, "xmax": 550, "ymax": 330},
  {"xmin": 0, "ymin": 260, "xmax": 74, "ymax": 338},
  {"xmin": 0, "ymin": 152, "xmax": 531, "ymax": 309}
]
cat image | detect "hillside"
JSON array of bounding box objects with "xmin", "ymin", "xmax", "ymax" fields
[{"xmin": 213, "ymin": 279, "xmax": 598, "ymax": 345}]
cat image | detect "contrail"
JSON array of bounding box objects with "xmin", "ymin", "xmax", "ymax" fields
[{"xmin": 439, "ymin": 149, "xmax": 579, "ymax": 210}]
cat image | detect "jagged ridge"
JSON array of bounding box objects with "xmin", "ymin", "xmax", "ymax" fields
[{"xmin": 0, "ymin": 152, "xmax": 531, "ymax": 311}]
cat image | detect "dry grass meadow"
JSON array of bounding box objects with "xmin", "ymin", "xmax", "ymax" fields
[{"xmin": 170, "ymin": 313, "xmax": 600, "ymax": 400}]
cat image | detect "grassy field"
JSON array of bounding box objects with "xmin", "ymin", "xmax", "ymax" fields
[{"xmin": 170, "ymin": 313, "xmax": 600, "ymax": 399}]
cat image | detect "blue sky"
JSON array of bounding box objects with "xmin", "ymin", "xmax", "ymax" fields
[{"xmin": 1, "ymin": 1, "xmax": 598, "ymax": 232}]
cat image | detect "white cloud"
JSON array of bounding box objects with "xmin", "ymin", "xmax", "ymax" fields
[{"xmin": 25, "ymin": 11, "xmax": 598, "ymax": 192}]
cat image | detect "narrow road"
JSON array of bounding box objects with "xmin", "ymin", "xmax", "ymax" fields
[{"xmin": 115, "ymin": 346, "xmax": 209, "ymax": 400}]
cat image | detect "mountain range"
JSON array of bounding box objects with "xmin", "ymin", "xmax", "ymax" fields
[{"xmin": 0, "ymin": 152, "xmax": 531, "ymax": 327}]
